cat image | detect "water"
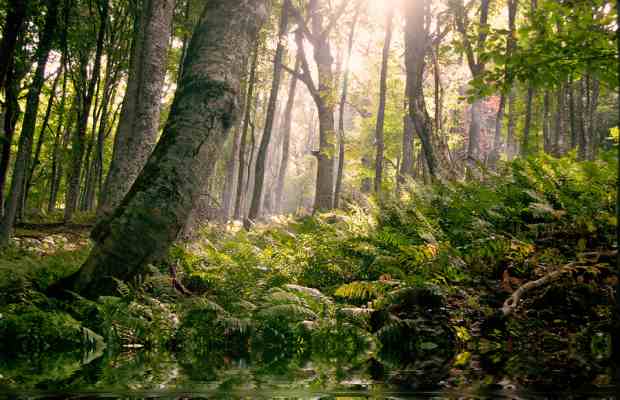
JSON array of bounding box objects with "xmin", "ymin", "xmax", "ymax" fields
[{"xmin": 0, "ymin": 346, "xmax": 617, "ymax": 399}]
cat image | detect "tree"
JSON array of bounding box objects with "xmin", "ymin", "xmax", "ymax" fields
[
  {"xmin": 64, "ymin": 0, "xmax": 109, "ymax": 222},
  {"xmin": 373, "ymin": 8, "xmax": 394, "ymax": 197},
  {"xmin": 404, "ymin": 0, "xmax": 439, "ymax": 178},
  {"xmin": 452, "ymin": 0, "xmax": 491, "ymax": 163},
  {"xmin": 0, "ymin": 0, "xmax": 59, "ymax": 246},
  {"xmin": 286, "ymin": 0, "xmax": 351, "ymax": 211},
  {"xmin": 334, "ymin": 4, "xmax": 360, "ymax": 208},
  {"xmin": 61, "ymin": 0, "xmax": 268, "ymax": 296},
  {"xmin": 98, "ymin": 0, "xmax": 176, "ymax": 219},
  {"xmin": 248, "ymin": 1, "xmax": 290, "ymax": 225}
]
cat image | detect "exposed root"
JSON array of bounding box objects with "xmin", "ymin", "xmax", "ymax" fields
[{"xmin": 502, "ymin": 250, "xmax": 617, "ymax": 317}]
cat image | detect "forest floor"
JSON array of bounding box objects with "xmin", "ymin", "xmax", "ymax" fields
[{"xmin": 0, "ymin": 155, "xmax": 619, "ymax": 394}]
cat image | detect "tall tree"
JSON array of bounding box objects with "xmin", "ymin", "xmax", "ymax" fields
[
  {"xmin": 334, "ymin": 4, "xmax": 360, "ymax": 208},
  {"xmin": 452, "ymin": 0, "xmax": 491, "ymax": 163},
  {"xmin": 373, "ymin": 8, "xmax": 394, "ymax": 197},
  {"xmin": 98, "ymin": 0, "xmax": 176, "ymax": 218},
  {"xmin": 248, "ymin": 1, "xmax": 289, "ymax": 225},
  {"xmin": 0, "ymin": 0, "xmax": 59, "ymax": 246},
  {"xmin": 234, "ymin": 42, "xmax": 260, "ymax": 220},
  {"xmin": 60, "ymin": 0, "xmax": 268, "ymax": 297},
  {"xmin": 404, "ymin": 0, "xmax": 439, "ymax": 178},
  {"xmin": 64, "ymin": 0, "xmax": 109, "ymax": 221},
  {"xmin": 276, "ymin": 55, "xmax": 300, "ymax": 213},
  {"xmin": 286, "ymin": 0, "xmax": 350, "ymax": 211}
]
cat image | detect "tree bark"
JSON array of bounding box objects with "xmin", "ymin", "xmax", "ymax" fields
[
  {"xmin": 521, "ymin": 86, "xmax": 535, "ymax": 156},
  {"xmin": 576, "ymin": 77, "xmax": 587, "ymax": 160},
  {"xmin": 234, "ymin": 42, "xmax": 260, "ymax": 220},
  {"xmin": 373, "ymin": 9, "xmax": 394, "ymax": 197},
  {"xmin": 64, "ymin": 0, "xmax": 108, "ymax": 222},
  {"xmin": 0, "ymin": 0, "xmax": 59, "ymax": 246},
  {"xmin": 404, "ymin": 0, "xmax": 438, "ymax": 178},
  {"xmin": 276, "ymin": 56, "xmax": 300, "ymax": 213},
  {"xmin": 248, "ymin": 2, "xmax": 289, "ymax": 224},
  {"xmin": 60, "ymin": 0, "xmax": 268, "ymax": 297},
  {"xmin": 98, "ymin": 0, "xmax": 176, "ymax": 219},
  {"xmin": 334, "ymin": 6, "xmax": 360, "ymax": 209}
]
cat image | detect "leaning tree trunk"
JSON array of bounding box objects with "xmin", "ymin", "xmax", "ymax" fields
[
  {"xmin": 61, "ymin": 0, "xmax": 268, "ymax": 297},
  {"xmin": 0, "ymin": 0, "xmax": 58, "ymax": 246},
  {"xmin": 373, "ymin": 9, "xmax": 394, "ymax": 198},
  {"xmin": 247, "ymin": 2, "xmax": 289, "ymax": 224},
  {"xmin": 98, "ymin": 0, "xmax": 175, "ymax": 219}
]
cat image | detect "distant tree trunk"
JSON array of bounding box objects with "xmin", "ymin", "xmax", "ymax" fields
[
  {"xmin": 234, "ymin": 42, "xmax": 259, "ymax": 220},
  {"xmin": 98, "ymin": 0, "xmax": 175, "ymax": 219},
  {"xmin": 587, "ymin": 76, "xmax": 600, "ymax": 160},
  {"xmin": 276, "ymin": 56, "xmax": 300, "ymax": 213},
  {"xmin": 404, "ymin": 0, "xmax": 438, "ymax": 178},
  {"xmin": 543, "ymin": 91, "xmax": 551, "ymax": 154},
  {"xmin": 521, "ymin": 86, "xmax": 535, "ymax": 156},
  {"xmin": 491, "ymin": 94, "xmax": 506, "ymax": 164},
  {"xmin": 60, "ymin": 0, "xmax": 268, "ymax": 297},
  {"xmin": 334, "ymin": 6, "xmax": 360, "ymax": 209},
  {"xmin": 288, "ymin": 0, "xmax": 344, "ymax": 211},
  {"xmin": 64, "ymin": 0, "xmax": 108, "ymax": 222},
  {"xmin": 576, "ymin": 78, "xmax": 587, "ymax": 160},
  {"xmin": 248, "ymin": 2, "xmax": 289, "ymax": 225},
  {"xmin": 23, "ymin": 67, "xmax": 61, "ymax": 210},
  {"xmin": 568, "ymin": 76, "xmax": 578, "ymax": 150},
  {"xmin": 453, "ymin": 0, "xmax": 490, "ymax": 163},
  {"xmin": 0, "ymin": 0, "xmax": 59, "ymax": 246},
  {"xmin": 49, "ymin": 100, "xmax": 76, "ymax": 213},
  {"xmin": 220, "ymin": 74, "xmax": 248, "ymax": 221},
  {"xmin": 373, "ymin": 9, "xmax": 394, "ymax": 198},
  {"xmin": 506, "ymin": 88, "xmax": 517, "ymax": 159},
  {"xmin": 399, "ymin": 112, "xmax": 415, "ymax": 184},
  {"xmin": 553, "ymin": 84, "xmax": 565, "ymax": 156}
]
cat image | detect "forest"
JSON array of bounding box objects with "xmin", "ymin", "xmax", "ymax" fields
[{"xmin": 0, "ymin": 0, "xmax": 619, "ymax": 397}]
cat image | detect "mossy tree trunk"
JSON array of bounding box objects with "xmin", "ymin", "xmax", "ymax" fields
[{"xmin": 64, "ymin": 0, "xmax": 267, "ymax": 297}]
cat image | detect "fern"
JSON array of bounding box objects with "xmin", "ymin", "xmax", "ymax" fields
[
  {"xmin": 334, "ymin": 281, "xmax": 386, "ymax": 303},
  {"xmin": 256, "ymin": 304, "xmax": 318, "ymax": 322}
]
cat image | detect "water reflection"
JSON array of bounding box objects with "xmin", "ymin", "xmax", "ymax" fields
[{"xmin": 0, "ymin": 341, "xmax": 618, "ymax": 399}]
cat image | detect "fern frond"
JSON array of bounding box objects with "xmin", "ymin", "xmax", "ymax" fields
[
  {"xmin": 256, "ymin": 304, "xmax": 318, "ymax": 322},
  {"xmin": 284, "ymin": 284, "xmax": 331, "ymax": 303},
  {"xmin": 334, "ymin": 281, "xmax": 385, "ymax": 303}
]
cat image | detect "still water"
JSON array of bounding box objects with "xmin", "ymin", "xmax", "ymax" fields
[{"xmin": 0, "ymin": 347, "xmax": 618, "ymax": 399}]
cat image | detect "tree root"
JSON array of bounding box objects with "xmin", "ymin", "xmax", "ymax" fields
[{"xmin": 502, "ymin": 250, "xmax": 618, "ymax": 317}]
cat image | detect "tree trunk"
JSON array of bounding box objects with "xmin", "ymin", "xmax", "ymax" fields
[
  {"xmin": 276, "ymin": 56, "xmax": 300, "ymax": 213},
  {"xmin": 0, "ymin": 0, "xmax": 58, "ymax": 246},
  {"xmin": 521, "ymin": 86, "xmax": 535, "ymax": 156},
  {"xmin": 247, "ymin": 2, "xmax": 289, "ymax": 224},
  {"xmin": 234, "ymin": 42, "xmax": 259, "ymax": 220},
  {"xmin": 60, "ymin": 0, "xmax": 267, "ymax": 297},
  {"xmin": 553, "ymin": 84, "xmax": 565, "ymax": 156},
  {"xmin": 404, "ymin": 0, "xmax": 438, "ymax": 178},
  {"xmin": 568, "ymin": 76, "xmax": 578, "ymax": 150},
  {"xmin": 543, "ymin": 91, "xmax": 551, "ymax": 154},
  {"xmin": 0, "ymin": 0, "xmax": 28, "ymax": 91},
  {"xmin": 64, "ymin": 0, "xmax": 108, "ymax": 222},
  {"xmin": 576, "ymin": 77, "xmax": 587, "ymax": 160},
  {"xmin": 373, "ymin": 9, "xmax": 394, "ymax": 197},
  {"xmin": 98, "ymin": 0, "xmax": 175, "ymax": 219},
  {"xmin": 334, "ymin": 6, "xmax": 360, "ymax": 209}
]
